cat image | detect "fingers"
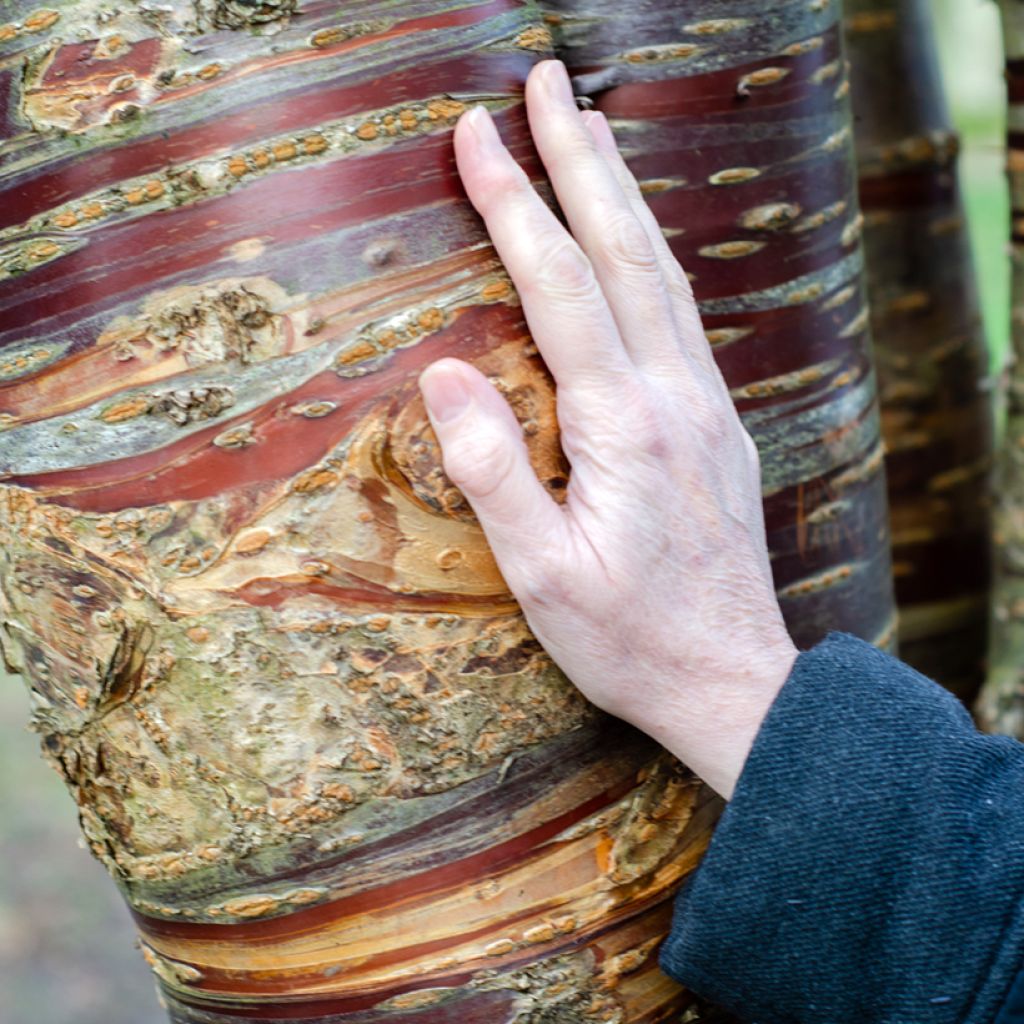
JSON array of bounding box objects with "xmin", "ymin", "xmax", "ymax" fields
[
  {"xmin": 524, "ymin": 61, "xmax": 683, "ymax": 372},
  {"xmin": 579, "ymin": 110, "xmax": 720, "ymax": 379},
  {"xmin": 453, "ymin": 106, "xmax": 632, "ymax": 393},
  {"xmin": 417, "ymin": 358, "xmax": 569, "ymax": 591}
]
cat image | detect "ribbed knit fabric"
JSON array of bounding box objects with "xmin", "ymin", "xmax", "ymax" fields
[{"xmin": 659, "ymin": 633, "xmax": 1024, "ymax": 1024}]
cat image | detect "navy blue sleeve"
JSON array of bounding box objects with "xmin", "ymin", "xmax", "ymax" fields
[{"xmin": 658, "ymin": 632, "xmax": 1024, "ymax": 1024}]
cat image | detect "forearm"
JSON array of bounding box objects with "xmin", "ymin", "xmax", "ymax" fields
[{"xmin": 660, "ymin": 633, "xmax": 1024, "ymax": 1024}]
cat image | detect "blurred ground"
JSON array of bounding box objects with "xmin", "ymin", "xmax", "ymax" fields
[
  {"xmin": 0, "ymin": 3, "xmax": 1010, "ymax": 1021},
  {"xmin": 0, "ymin": 676, "xmax": 165, "ymax": 1023}
]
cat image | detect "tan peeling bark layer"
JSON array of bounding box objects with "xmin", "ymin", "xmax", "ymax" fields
[
  {"xmin": 0, "ymin": 1, "xmax": 892, "ymax": 1020},
  {"xmin": 982, "ymin": 0, "xmax": 1024, "ymax": 737},
  {"xmin": 845, "ymin": 0, "xmax": 992, "ymax": 701}
]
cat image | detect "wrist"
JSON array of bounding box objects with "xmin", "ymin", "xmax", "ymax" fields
[{"xmin": 633, "ymin": 637, "xmax": 798, "ymax": 800}]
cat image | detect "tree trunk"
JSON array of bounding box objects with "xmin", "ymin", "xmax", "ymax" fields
[
  {"xmin": 844, "ymin": 0, "xmax": 992, "ymax": 702},
  {"xmin": 0, "ymin": 2, "xmax": 893, "ymax": 1021},
  {"xmin": 547, "ymin": 0, "xmax": 896, "ymax": 652},
  {"xmin": 982, "ymin": 0, "xmax": 1024, "ymax": 736}
]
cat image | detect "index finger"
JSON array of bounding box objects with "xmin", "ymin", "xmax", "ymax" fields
[{"xmin": 453, "ymin": 104, "xmax": 635, "ymax": 393}]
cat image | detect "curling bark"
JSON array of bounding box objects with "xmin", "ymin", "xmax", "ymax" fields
[{"xmin": 0, "ymin": 2, "xmax": 893, "ymax": 1020}]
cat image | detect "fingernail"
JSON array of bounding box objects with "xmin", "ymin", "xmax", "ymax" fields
[
  {"xmin": 463, "ymin": 105, "xmax": 503, "ymax": 154},
  {"xmin": 540, "ymin": 59, "xmax": 574, "ymax": 104},
  {"xmin": 419, "ymin": 366, "xmax": 472, "ymax": 424},
  {"xmin": 582, "ymin": 110, "xmax": 616, "ymax": 152}
]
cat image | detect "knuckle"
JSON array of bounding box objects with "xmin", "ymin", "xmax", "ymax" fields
[
  {"xmin": 601, "ymin": 212, "xmax": 659, "ymax": 276},
  {"xmin": 535, "ymin": 239, "xmax": 601, "ymax": 305},
  {"xmin": 443, "ymin": 429, "xmax": 516, "ymax": 500},
  {"xmin": 620, "ymin": 391, "xmax": 671, "ymax": 459},
  {"xmin": 508, "ymin": 554, "xmax": 569, "ymax": 610},
  {"xmin": 633, "ymin": 417, "xmax": 671, "ymax": 460}
]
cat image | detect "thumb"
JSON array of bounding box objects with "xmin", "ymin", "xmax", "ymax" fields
[{"xmin": 417, "ymin": 358, "xmax": 567, "ymax": 580}]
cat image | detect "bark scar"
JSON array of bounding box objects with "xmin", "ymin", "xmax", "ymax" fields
[{"xmin": 95, "ymin": 620, "xmax": 154, "ymax": 718}]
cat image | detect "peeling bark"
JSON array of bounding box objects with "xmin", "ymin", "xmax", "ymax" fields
[
  {"xmin": 982, "ymin": 0, "xmax": 1024, "ymax": 736},
  {"xmin": 844, "ymin": 0, "xmax": 992, "ymax": 701},
  {"xmin": 0, "ymin": 1, "xmax": 893, "ymax": 1020}
]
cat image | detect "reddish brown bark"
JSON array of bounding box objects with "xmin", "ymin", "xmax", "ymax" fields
[
  {"xmin": 547, "ymin": 0, "xmax": 896, "ymax": 651},
  {"xmin": 845, "ymin": 0, "xmax": 992, "ymax": 702},
  {"xmin": 0, "ymin": 1, "xmax": 894, "ymax": 1020}
]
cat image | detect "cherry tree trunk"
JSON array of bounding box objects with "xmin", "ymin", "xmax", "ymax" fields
[
  {"xmin": 982, "ymin": 0, "xmax": 1024, "ymax": 736},
  {"xmin": 845, "ymin": 0, "xmax": 992, "ymax": 702},
  {"xmin": 547, "ymin": 0, "xmax": 896, "ymax": 651},
  {"xmin": 0, "ymin": 1, "xmax": 893, "ymax": 1021}
]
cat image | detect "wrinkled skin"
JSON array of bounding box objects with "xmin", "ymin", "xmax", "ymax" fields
[{"xmin": 420, "ymin": 61, "xmax": 799, "ymax": 799}]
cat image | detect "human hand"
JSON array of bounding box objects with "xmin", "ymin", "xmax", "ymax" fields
[{"xmin": 417, "ymin": 60, "xmax": 798, "ymax": 800}]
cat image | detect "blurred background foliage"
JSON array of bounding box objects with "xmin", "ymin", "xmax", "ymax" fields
[
  {"xmin": 933, "ymin": 0, "xmax": 1007, "ymax": 369},
  {"xmin": 0, "ymin": 3, "xmax": 1010, "ymax": 1021}
]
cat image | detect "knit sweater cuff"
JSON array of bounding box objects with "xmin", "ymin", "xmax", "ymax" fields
[{"xmin": 658, "ymin": 632, "xmax": 1024, "ymax": 1024}]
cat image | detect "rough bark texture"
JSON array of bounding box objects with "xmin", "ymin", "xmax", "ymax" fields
[
  {"xmin": 0, "ymin": 1, "xmax": 893, "ymax": 1021},
  {"xmin": 844, "ymin": 0, "xmax": 992, "ymax": 702},
  {"xmin": 982, "ymin": 0, "xmax": 1024, "ymax": 736}
]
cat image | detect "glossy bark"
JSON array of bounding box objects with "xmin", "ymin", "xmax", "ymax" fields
[
  {"xmin": 548, "ymin": 0, "xmax": 896, "ymax": 651},
  {"xmin": 0, "ymin": 1, "xmax": 893, "ymax": 1021},
  {"xmin": 845, "ymin": 0, "xmax": 991, "ymax": 701},
  {"xmin": 982, "ymin": 0, "xmax": 1024, "ymax": 736}
]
